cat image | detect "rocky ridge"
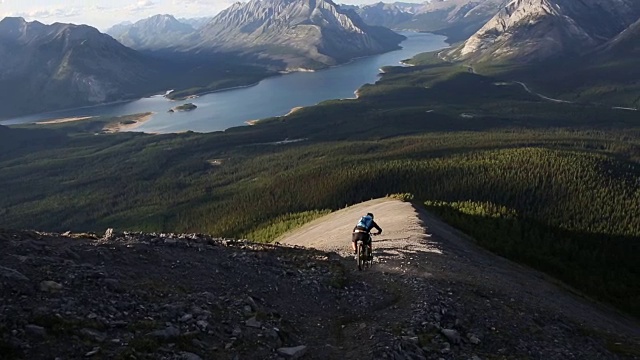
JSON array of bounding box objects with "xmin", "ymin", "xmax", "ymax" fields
[
  {"xmin": 107, "ymin": 1, "xmax": 406, "ymax": 70},
  {"xmin": 0, "ymin": 228, "xmax": 390, "ymax": 359},
  {"xmin": 599, "ymin": 17, "xmax": 640, "ymax": 57},
  {"xmin": 195, "ymin": 0, "xmax": 405, "ymax": 69},
  {"xmin": 2, "ymin": 198, "xmax": 639, "ymax": 359},
  {"xmin": 450, "ymin": 0, "xmax": 640, "ymax": 62}
]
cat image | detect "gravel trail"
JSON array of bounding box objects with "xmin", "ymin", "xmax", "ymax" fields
[{"xmin": 281, "ymin": 198, "xmax": 640, "ymax": 359}]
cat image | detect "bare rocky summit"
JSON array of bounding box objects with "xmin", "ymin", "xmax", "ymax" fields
[
  {"xmin": 106, "ymin": 15, "xmax": 196, "ymax": 51},
  {"xmin": 195, "ymin": 0, "xmax": 405, "ymax": 69},
  {"xmin": 2, "ymin": 198, "xmax": 639, "ymax": 359},
  {"xmin": 449, "ymin": 0, "xmax": 640, "ymax": 62}
]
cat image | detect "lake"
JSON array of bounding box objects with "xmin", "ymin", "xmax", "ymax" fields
[{"xmin": 2, "ymin": 32, "xmax": 449, "ymax": 133}]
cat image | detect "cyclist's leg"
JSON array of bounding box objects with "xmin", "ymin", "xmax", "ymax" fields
[
  {"xmin": 351, "ymin": 233, "xmax": 358, "ymax": 253},
  {"xmin": 352, "ymin": 232, "xmax": 363, "ymax": 254}
]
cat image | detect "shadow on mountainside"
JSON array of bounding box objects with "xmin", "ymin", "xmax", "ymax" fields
[{"xmin": 417, "ymin": 205, "xmax": 640, "ymax": 319}]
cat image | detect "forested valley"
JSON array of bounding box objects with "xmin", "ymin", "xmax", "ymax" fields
[{"xmin": 1, "ymin": 59, "xmax": 638, "ymax": 317}]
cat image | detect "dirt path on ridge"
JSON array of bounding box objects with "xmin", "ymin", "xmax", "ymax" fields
[{"xmin": 280, "ymin": 198, "xmax": 640, "ymax": 359}]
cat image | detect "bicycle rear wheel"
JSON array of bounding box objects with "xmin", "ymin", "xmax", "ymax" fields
[
  {"xmin": 365, "ymin": 246, "xmax": 372, "ymax": 269},
  {"xmin": 357, "ymin": 242, "xmax": 364, "ymax": 271}
]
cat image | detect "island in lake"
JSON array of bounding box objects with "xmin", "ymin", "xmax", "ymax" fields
[{"xmin": 169, "ymin": 103, "xmax": 197, "ymax": 113}]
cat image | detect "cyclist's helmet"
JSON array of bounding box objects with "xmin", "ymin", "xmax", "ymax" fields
[{"xmin": 367, "ymin": 212, "xmax": 374, "ymax": 219}]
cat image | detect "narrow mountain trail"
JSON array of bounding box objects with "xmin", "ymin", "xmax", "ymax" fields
[{"xmin": 281, "ymin": 198, "xmax": 640, "ymax": 359}]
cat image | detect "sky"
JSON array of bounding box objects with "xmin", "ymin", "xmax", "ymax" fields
[{"xmin": 0, "ymin": 0, "xmax": 422, "ymax": 31}]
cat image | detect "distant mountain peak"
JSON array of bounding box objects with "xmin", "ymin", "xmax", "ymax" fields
[
  {"xmin": 344, "ymin": 0, "xmax": 504, "ymax": 42},
  {"xmin": 449, "ymin": 0, "xmax": 640, "ymax": 62},
  {"xmin": 196, "ymin": 0, "xmax": 405, "ymax": 69},
  {"xmin": 0, "ymin": 19, "xmax": 160, "ymax": 118},
  {"xmin": 106, "ymin": 13, "xmax": 195, "ymax": 50}
]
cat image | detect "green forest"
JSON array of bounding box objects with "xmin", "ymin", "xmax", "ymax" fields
[{"xmin": 0, "ymin": 59, "xmax": 638, "ymax": 317}]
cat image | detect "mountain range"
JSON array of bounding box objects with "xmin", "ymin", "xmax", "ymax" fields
[
  {"xmin": 0, "ymin": 17, "xmax": 162, "ymax": 118},
  {"xmin": 2, "ymin": 0, "xmax": 639, "ymax": 118},
  {"xmin": 0, "ymin": 0, "xmax": 405, "ymax": 118},
  {"xmin": 109, "ymin": 0, "xmax": 405, "ymax": 70}
]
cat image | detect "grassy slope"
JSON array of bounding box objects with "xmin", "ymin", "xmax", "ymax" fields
[{"xmin": 460, "ymin": 53, "xmax": 640, "ymax": 109}]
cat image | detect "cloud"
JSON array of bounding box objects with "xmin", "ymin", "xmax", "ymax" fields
[
  {"xmin": 169, "ymin": 0, "xmax": 238, "ymax": 15},
  {"xmin": 13, "ymin": 7, "xmax": 82, "ymax": 19},
  {"xmin": 129, "ymin": 0, "xmax": 156, "ymax": 12}
]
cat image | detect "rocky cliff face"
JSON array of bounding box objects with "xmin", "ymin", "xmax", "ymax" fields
[
  {"xmin": 106, "ymin": 15, "xmax": 196, "ymax": 50},
  {"xmin": 196, "ymin": 0, "xmax": 405, "ymax": 69},
  {"xmin": 451, "ymin": 0, "xmax": 640, "ymax": 62},
  {"xmin": 0, "ymin": 17, "xmax": 160, "ymax": 118}
]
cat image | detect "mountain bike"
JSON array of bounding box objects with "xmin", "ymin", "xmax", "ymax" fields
[{"xmin": 356, "ymin": 233, "xmax": 376, "ymax": 271}]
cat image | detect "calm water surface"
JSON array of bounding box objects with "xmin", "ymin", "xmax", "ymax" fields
[{"xmin": 2, "ymin": 32, "xmax": 448, "ymax": 133}]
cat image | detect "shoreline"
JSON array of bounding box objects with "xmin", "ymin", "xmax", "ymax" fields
[
  {"xmin": 3, "ymin": 32, "xmax": 447, "ymax": 133},
  {"xmin": 284, "ymin": 106, "xmax": 304, "ymax": 116},
  {"xmin": 35, "ymin": 116, "xmax": 96, "ymax": 125},
  {"xmin": 245, "ymin": 89, "xmax": 362, "ymax": 127},
  {"xmin": 0, "ymin": 98, "xmax": 141, "ymax": 125},
  {"xmin": 167, "ymin": 36, "xmax": 418, "ymax": 102},
  {"xmin": 102, "ymin": 112, "xmax": 155, "ymax": 134},
  {"xmin": 167, "ymin": 82, "xmax": 262, "ymax": 101}
]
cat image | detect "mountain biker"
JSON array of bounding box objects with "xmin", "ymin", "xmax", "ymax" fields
[{"xmin": 352, "ymin": 212, "xmax": 382, "ymax": 259}]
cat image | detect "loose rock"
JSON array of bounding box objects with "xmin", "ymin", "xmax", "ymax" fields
[
  {"xmin": 441, "ymin": 329, "xmax": 460, "ymax": 344},
  {"xmin": 149, "ymin": 326, "xmax": 180, "ymax": 340},
  {"xmin": 39, "ymin": 280, "xmax": 63, "ymax": 292},
  {"xmin": 245, "ymin": 317, "xmax": 262, "ymax": 328},
  {"xmin": 277, "ymin": 345, "xmax": 307, "ymax": 359},
  {"xmin": 0, "ymin": 265, "xmax": 29, "ymax": 281},
  {"xmin": 25, "ymin": 325, "xmax": 46, "ymax": 338},
  {"xmin": 180, "ymin": 352, "xmax": 203, "ymax": 360}
]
